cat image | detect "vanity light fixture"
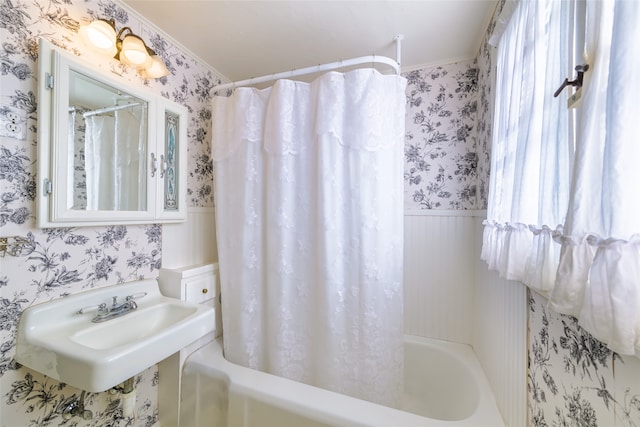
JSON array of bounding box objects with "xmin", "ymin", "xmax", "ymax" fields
[{"xmin": 79, "ymin": 18, "xmax": 170, "ymax": 78}]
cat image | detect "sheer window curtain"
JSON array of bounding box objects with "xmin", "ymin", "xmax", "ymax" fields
[
  {"xmin": 551, "ymin": 0, "xmax": 640, "ymax": 356},
  {"xmin": 485, "ymin": 0, "xmax": 640, "ymax": 356},
  {"xmin": 482, "ymin": 0, "xmax": 572, "ymax": 294},
  {"xmin": 212, "ymin": 70, "xmax": 406, "ymax": 406}
]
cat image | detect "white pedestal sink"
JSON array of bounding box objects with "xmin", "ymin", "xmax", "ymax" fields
[{"xmin": 15, "ymin": 278, "xmax": 215, "ymax": 392}]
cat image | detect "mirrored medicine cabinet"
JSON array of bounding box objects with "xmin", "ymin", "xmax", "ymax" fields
[{"xmin": 37, "ymin": 39, "xmax": 187, "ymax": 227}]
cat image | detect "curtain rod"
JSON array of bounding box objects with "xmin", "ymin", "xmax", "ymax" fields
[
  {"xmin": 81, "ymin": 102, "xmax": 145, "ymax": 118},
  {"xmin": 214, "ymin": 34, "xmax": 404, "ymax": 92}
]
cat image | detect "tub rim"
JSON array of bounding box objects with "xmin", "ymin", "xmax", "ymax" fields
[{"xmin": 182, "ymin": 334, "xmax": 506, "ymax": 427}]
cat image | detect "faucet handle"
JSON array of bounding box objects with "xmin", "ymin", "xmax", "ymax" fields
[
  {"xmin": 76, "ymin": 303, "xmax": 108, "ymax": 315},
  {"xmin": 125, "ymin": 292, "xmax": 147, "ymax": 301},
  {"xmin": 111, "ymin": 296, "xmax": 118, "ymax": 307}
]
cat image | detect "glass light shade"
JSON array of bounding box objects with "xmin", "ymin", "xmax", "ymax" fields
[
  {"xmin": 119, "ymin": 35, "xmax": 152, "ymax": 69},
  {"xmin": 141, "ymin": 55, "xmax": 170, "ymax": 79},
  {"xmin": 79, "ymin": 19, "xmax": 117, "ymax": 56}
]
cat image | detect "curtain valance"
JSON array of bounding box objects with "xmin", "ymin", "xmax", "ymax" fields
[{"xmin": 211, "ymin": 69, "xmax": 406, "ymax": 161}]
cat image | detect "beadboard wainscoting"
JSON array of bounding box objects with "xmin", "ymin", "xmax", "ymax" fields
[
  {"xmin": 404, "ymin": 210, "xmax": 478, "ymax": 344},
  {"xmin": 161, "ymin": 207, "xmax": 218, "ymax": 269},
  {"xmin": 472, "ymin": 216, "xmax": 528, "ymax": 427},
  {"xmin": 404, "ymin": 210, "xmax": 527, "ymax": 427}
]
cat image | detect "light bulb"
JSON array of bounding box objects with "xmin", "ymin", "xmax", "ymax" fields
[
  {"xmin": 141, "ymin": 55, "xmax": 170, "ymax": 78},
  {"xmin": 120, "ymin": 34, "xmax": 151, "ymax": 69},
  {"xmin": 79, "ymin": 19, "xmax": 117, "ymax": 56}
]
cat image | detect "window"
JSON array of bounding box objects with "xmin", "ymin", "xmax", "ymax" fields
[{"xmin": 484, "ymin": 0, "xmax": 640, "ymax": 356}]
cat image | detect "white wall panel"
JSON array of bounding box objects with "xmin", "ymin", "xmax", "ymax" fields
[
  {"xmin": 403, "ymin": 212, "xmax": 526, "ymax": 427},
  {"xmin": 403, "ymin": 211, "xmax": 477, "ymax": 344},
  {"xmin": 162, "ymin": 207, "xmax": 218, "ymax": 268},
  {"xmin": 472, "ymin": 217, "xmax": 527, "ymax": 427}
]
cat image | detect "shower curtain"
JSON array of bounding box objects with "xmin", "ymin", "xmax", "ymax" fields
[
  {"xmin": 85, "ymin": 109, "xmax": 146, "ymax": 211},
  {"xmin": 212, "ymin": 69, "xmax": 406, "ymax": 407}
]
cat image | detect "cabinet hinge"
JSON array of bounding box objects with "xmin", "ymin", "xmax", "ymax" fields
[
  {"xmin": 45, "ymin": 73, "xmax": 55, "ymax": 90},
  {"xmin": 43, "ymin": 178, "xmax": 52, "ymax": 196}
]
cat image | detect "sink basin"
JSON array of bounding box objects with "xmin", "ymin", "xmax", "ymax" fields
[
  {"xmin": 15, "ymin": 279, "xmax": 215, "ymax": 392},
  {"xmin": 70, "ymin": 303, "xmax": 198, "ymax": 350}
]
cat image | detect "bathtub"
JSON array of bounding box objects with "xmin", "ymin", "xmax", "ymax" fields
[{"xmin": 179, "ymin": 335, "xmax": 505, "ymax": 427}]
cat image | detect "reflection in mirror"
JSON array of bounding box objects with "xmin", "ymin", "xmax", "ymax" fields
[{"xmin": 68, "ymin": 69, "xmax": 148, "ymax": 211}]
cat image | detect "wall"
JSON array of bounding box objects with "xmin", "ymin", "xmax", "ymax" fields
[
  {"xmin": 400, "ymin": 18, "xmax": 529, "ymax": 424},
  {"xmin": 470, "ymin": 3, "xmax": 528, "ymax": 426},
  {"xmin": 403, "ymin": 211, "xmax": 477, "ymax": 344},
  {"xmin": 528, "ymin": 291, "xmax": 640, "ymax": 427},
  {"xmin": 472, "ymin": 216, "xmax": 527, "ymax": 427},
  {"xmin": 400, "ymin": 33, "xmax": 528, "ymax": 426},
  {"xmin": 0, "ymin": 0, "xmax": 221, "ymax": 425},
  {"xmin": 403, "ymin": 60, "xmax": 480, "ymax": 210},
  {"xmin": 401, "ymin": 58, "xmax": 480, "ymax": 343}
]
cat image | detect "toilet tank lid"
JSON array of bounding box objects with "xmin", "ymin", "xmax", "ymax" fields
[{"xmin": 159, "ymin": 263, "xmax": 218, "ymax": 280}]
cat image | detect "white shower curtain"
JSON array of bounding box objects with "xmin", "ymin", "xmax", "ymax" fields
[
  {"xmin": 85, "ymin": 109, "xmax": 146, "ymax": 211},
  {"xmin": 85, "ymin": 115, "xmax": 115, "ymax": 210},
  {"xmin": 212, "ymin": 70, "xmax": 406, "ymax": 407}
]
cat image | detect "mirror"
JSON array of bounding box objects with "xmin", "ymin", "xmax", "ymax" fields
[
  {"xmin": 69, "ymin": 69, "xmax": 148, "ymax": 212},
  {"xmin": 37, "ymin": 39, "xmax": 187, "ymax": 227}
]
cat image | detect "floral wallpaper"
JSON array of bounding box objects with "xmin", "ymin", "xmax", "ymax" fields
[
  {"xmin": 402, "ymin": 60, "xmax": 480, "ymax": 210},
  {"xmin": 474, "ymin": 11, "xmax": 496, "ymax": 211},
  {"xmin": 0, "ymin": 0, "xmax": 221, "ymax": 425},
  {"xmin": 528, "ymin": 290, "xmax": 640, "ymax": 427}
]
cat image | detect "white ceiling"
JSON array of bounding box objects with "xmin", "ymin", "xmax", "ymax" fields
[{"xmin": 124, "ymin": 0, "xmax": 498, "ymax": 83}]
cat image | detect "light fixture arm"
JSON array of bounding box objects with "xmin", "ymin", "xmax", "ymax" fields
[
  {"xmin": 101, "ymin": 18, "xmax": 116, "ymax": 30},
  {"xmin": 115, "ymin": 27, "xmax": 157, "ymax": 56},
  {"xmin": 115, "ymin": 26, "xmax": 134, "ymax": 41},
  {"xmin": 114, "ymin": 27, "xmax": 134, "ymax": 61}
]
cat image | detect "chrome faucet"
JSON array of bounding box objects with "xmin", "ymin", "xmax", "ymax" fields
[
  {"xmin": 91, "ymin": 296, "xmax": 138, "ymax": 323},
  {"xmin": 75, "ymin": 292, "xmax": 146, "ymax": 323}
]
